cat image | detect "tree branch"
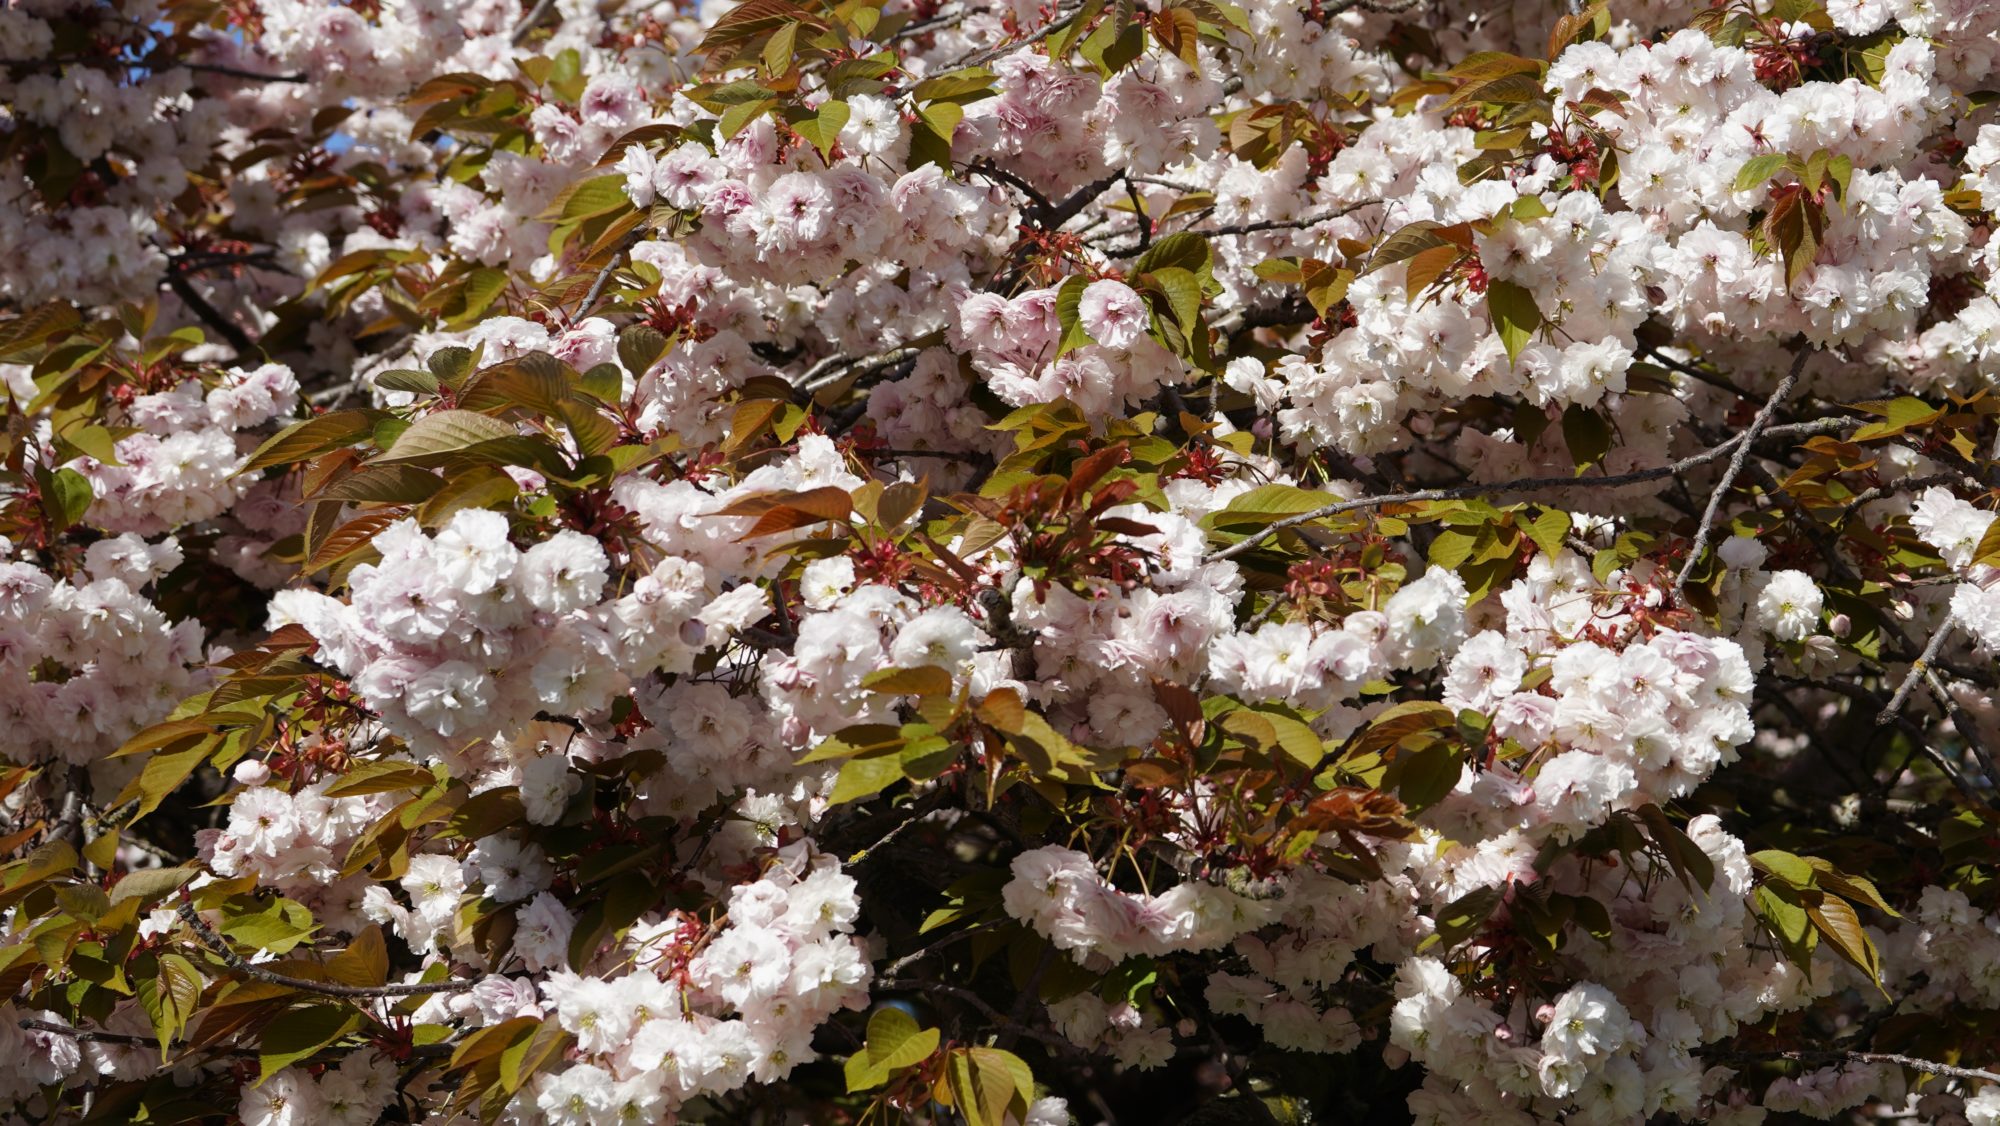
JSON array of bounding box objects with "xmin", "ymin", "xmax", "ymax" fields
[
  {"xmin": 511, "ymin": 0, "xmax": 561, "ymax": 45},
  {"xmin": 0, "ymin": 57, "xmax": 305, "ymax": 82},
  {"xmin": 1105, "ymin": 204, "xmax": 1371, "ymax": 258},
  {"xmin": 1204, "ymin": 415, "xmax": 1853, "ymax": 564},
  {"xmin": 577, "ymin": 227, "xmax": 648, "ymax": 316},
  {"xmin": 1672, "ymin": 347, "xmax": 1808, "ymax": 596},
  {"xmin": 1878, "ymin": 621, "xmax": 1953, "ymax": 729},
  {"xmin": 1705, "ymin": 1048, "xmax": 2000, "ymax": 1086},
  {"xmin": 176, "ymin": 900, "xmax": 478, "ymax": 998},
  {"xmin": 164, "ymin": 271, "xmax": 256, "ymax": 358}
]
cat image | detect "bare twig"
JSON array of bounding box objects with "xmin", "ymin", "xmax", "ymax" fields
[
  {"xmin": 1204, "ymin": 416, "xmax": 1853, "ymax": 564},
  {"xmin": 578, "ymin": 227, "xmax": 648, "ymax": 315},
  {"xmin": 801, "ymin": 345, "xmax": 922, "ymax": 394},
  {"xmin": 1879, "ymin": 621, "xmax": 1953, "ymax": 729},
  {"xmin": 953, "ymin": 0, "xmax": 1085, "ymax": 69},
  {"xmin": 0, "ymin": 56, "xmax": 306, "ymax": 82},
  {"xmin": 968, "ymin": 160, "xmax": 1054, "ymax": 217},
  {"xmin": 1104, "ymin": 204, "xmax": 1371, "ymax": 258},
  {"xmin": 1673, "ymin": 347, "xmax": 1808, "ymax": 596},
  {"xmin": 1706, "ymin": 1048, "xmax": 2000, "ymax": 1086},
  {"xmin": 1921, "ymin": 664, "xmax": 2000, "ymax": 785},
  {"xmin": 511, "ymin": 0, "xmax": 560, "ymax": 44},
  {"xmin": 878, "ymin": 977, "xmax": 1082, "ymax": 1055},
  {"xmin": 1128, "ymin": 174, "xmax": 1209, "ymax": 194},
  {"xmin": 176, "ymin": 900, "xmax": 478, "ymax": 998},
  {"xmin": 1123, "ymin": 178, "xmax": 1153, "ymax": 253}
]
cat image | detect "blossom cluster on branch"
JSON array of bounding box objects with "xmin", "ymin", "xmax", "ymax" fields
[{"xmin": 2, "ymin": 0, "xmax": 2000, "ymax": 1122}]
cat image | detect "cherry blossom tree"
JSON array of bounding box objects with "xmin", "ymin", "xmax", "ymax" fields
[{"xmin": 2, "ymin": 0, "xmax": 2000, "ymax": 1122}]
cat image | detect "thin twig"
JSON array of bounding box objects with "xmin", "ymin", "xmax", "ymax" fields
[
  {"xmin": 877, "ymin": 977, "xmax": 1082, "ymax": 1055},
  {"xmin": 1879, "ymin": 621, "xmax": 1953, "ymax": 728},
  {"xmin": 801, "ymin": 345, "xmax": 922, "ymax": 394},
  {"xmin": 862, "ymin": 447, "xmax": 990, "ymax": 466},
  {"xmin": 1104, "ymin": 204, "xmax": 1371, "ymax": 258},
  {"xmin": 878, "ymin": 919, "xmax": 1007, "ymax": 978},
  {"xmin": 1673, "ymin": 347, "xmax": 1808, "ymax": 596},
  {"xmin": 0, "ymin": 56, "xmax": 306, "ymax": 82},
  {"xmin": 176, "ymin": 900, "xmax": 478, "ymax": 998},
  {"xmin": 1204, "ymin": 415, "xmax": 1853, "ymax": 564},
  {"xmin": 1706, "ymin": 1048, "xmax": 2000, "ymax": 1085},
  {"xmin": 953, "ymin": 0, "xmax": 1085, "ymax": 69},
  {"xmin": 968, "ymin": 160, "xmax": 1054, "ymax": 217},
  {"xmin": 1921, "ymin": 664, "xmax": 1999, "ymax": 785},
  {"xmin": 511, "ymin": 0, "xmax": 560, "ymax": 44},
  {"xmin": 1129, "ymin": 175, "xmax": 1209, "ymax": 194},
  {"xmin": 1123, "ymin": 178, "xmax": 1153, "ymax": 253},
  {"xmin": 577, "ymin": 227, "xmax": 648, "ymax": 315}
]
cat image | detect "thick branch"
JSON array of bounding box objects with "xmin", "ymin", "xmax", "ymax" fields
[{"xmin": 164, "ymin": 271, "xmax": 256, "ymax": 358}]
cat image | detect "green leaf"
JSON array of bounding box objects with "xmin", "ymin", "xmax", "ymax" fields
[
  {"xmin": 1257, "ymin": 709, "xmax": 1328, "ymax": 769},
  {"xmin": 1521, "ymin": 507, "xmax": 1570, "ymax": 557},
  {"xmin": 795, "ymin": 100, "xmax": 850, "ymax": 161},
  {"xmin": 920, "ymin": 100, "xmax": 965, "ymax": 136},
  {"xmin": 911, "ymin": 67, "xmax": 996, "ymax": 103},
  {"xmin": 138, "ymin": 952, "xmax": 204, "ymax": 1058},
  {"xmin": 555, "ymin": 175, "xmax": 632, "ymax": 222},
  {"xmin": 861, "ymin": 666, "xmax": 955, "ymax": 696},
  {"xmin": 1560, "ymin": 405, "xmax": 1611, "ymax": 472},
  {"xmin": 258, "ymin": 1006, "xmax": 360, "ymax": 1084},
  {"xmin": 375, "ymin": 369, "xmax": 441, "ymax": 396},
  {"xmin": 313, "ymin": 464, "xmax": 446, "ymax": 504},
  {"xmin": 1428, "ymin": 528, "xmax": 1478, "ymax": 571},
  {"xmin": 1755, "ymin": 883, "xmax": 1815, "ymax": 966},
  {"xmin": 1365, "ymin": 221, "xmax": 1447, "ymax": 274},
  {"xmin": 1428, "ymin": 885, "xmax": 1502, "ymax": 948},
  {"xmin": 1732, "ymin": 152, "xmax": 1790, "ymax": 194},
  {"xmin": 60, "ymin": 424, "xmax": 122, "ymax": 465},
  {"xmin": 1054, "ymin": 275, "xmax": 1093, "ymax": 356},
  {"xmin": 218, "ymin": 895, "xmax": 318, "ymax": 954},
  {"xmin": 321, "ymin": 760, "xmax": 439, "ymax": 798},
  {"xmin": 109, "ymin": 867, "xmax": 197, "ymax": 907},
  {"xmin": 1133, "ymin": 231, "xmax": 1214, "ymax": 286},
  {"xmin": 1850, "ymin": 395, "xmax": 1944, "ymax": 442},
  {"xmin": 1144, "ymin": 266, "xmax": 1204, "ymax": 334},
  {"xmin": 1486, "ymin": 279, "xmax": 1541, "ymax": 364},
  {"xmin": 500, "ymin": 1021, "xmax": 573, "ymax": 1093},
  {"xmin": 1808, "ymin": 895, "xmax": 1882, "ymax": 984},
  {"xmin": 428, "ymin": 346, "xmax": 479, "ymax": 386},
  {"xmin": 947, "ymin": 1046, "xmax": 1031, "ymax": 1126},
  {"xmin": 239, "ymin": 410, "xmax": 386, "ymax": 474},
  {"xmin": 845, "ymin": 1007, "xmax": 942, "ymax": 1091},
  {"xmin": 43, "ymin": 467, "xmax": 93, "ymax": 531},
  {"xmin": 372, "ymin": 410, "xmax": 522, "ymax": 463},
  {"xmin": 1202, "ymin": 483, "xmax": 1337, "ymax": 531},
  {"xmin": 0, "ymin": 301, "xmax": 81, "ymax": 359},
  {"xmin": 1750, "ymin": 848, "xmax": 1816, "ymax": 889},
  {"xmin": 829, "ymin": 753, "xmax": 906, "ymax": 804}
]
